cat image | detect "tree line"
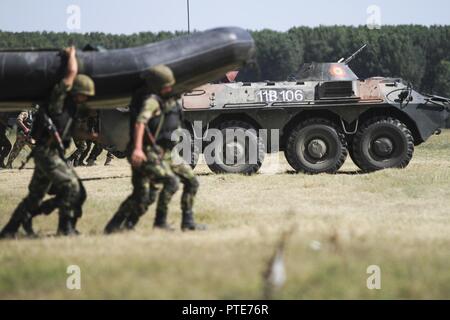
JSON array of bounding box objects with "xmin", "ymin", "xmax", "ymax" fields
[{"xmin": 1, "ymin": 25, "xmax": 449, "ymax": 97}]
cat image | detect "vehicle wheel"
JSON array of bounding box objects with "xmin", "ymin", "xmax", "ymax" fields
[
  {"xmin": 351, "ymin": 117, "xmax": 414, "ymax": 172},
  {"xmin": 207, "ymin": 121, "xmax": 265, "ymax": 174},
  {"xmin": 285, "ymin": 118, "xmax": 348, "ymax": 174}
]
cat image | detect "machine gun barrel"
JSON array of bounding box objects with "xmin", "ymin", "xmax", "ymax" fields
[{"xmin": 342, "ymin": 44, "xmax": 367, "ymax": 65}]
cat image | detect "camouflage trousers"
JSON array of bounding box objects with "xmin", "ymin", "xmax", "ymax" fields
[
  {"xmin": 105, "ymin": 146, "xmax": 179, "ymax": 232},
  {"xmin": 67, "ymin": 139, "xmax": 89, "ymax": 166},
  {"xmin": 6, "ymin": 132, "xmax": 33, "ymax": 168},
  {"xmin": 0, "ymin": 127, "xmax": 12, "ymax": 166},
  {"xmin": 2, "ymin": 145, "xmax": 84, "ymax": 233},
  {"xmin": 161, "ymin": 151, "xmax": 199, "ymax": 213},
  {"xmin": 87, "ymin": 141, "xmax": 114, "ymax": 163},
  {"xmin": 126, "ymin": 150, "xmax": 199, "ymax": 227}
]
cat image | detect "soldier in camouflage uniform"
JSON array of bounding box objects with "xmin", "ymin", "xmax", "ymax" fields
[
  {"xmin": 104, "ymin": 65, "xmax": 181, "ymax": 234},
  {"xmin": 68, "ymin": 138, "xmax": 88, "ymax": 166},
  {"xmin": 69, "ymin": 111, "xmax": 114, "ymax": 166},
  {"xmin": 67, "ymin": 110, "xmax": 96, "ymax": 167},
  {"xmin": 0, "ymin": 46, "xmax": 96, "ymax": 239},
  {"xmin": 5, "ymin": 109, "xmax": 36, "ymax": 169},
  {"xmin": 0, "ymin": 113, "xmax": 12, "ymax": 168},
  {"xmin": 86, "ymin": 142, "xmax": 115, "ymax": 166},
  {"xmin": 105, "ymin": 65, "xmax": 205, "ymax": 233},
  {"xmin": 125, "ymin": 150, "xmax": 205, "ymax": 231}
]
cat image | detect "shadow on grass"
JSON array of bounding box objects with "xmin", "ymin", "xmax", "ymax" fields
[
  {"xmin": 283, "ymin": 169, "xmax": 368, "ymax": 176},
  {"xmin": 195, "ymin": 172, "xmax": 218, "ymax": 177},
  {"xmin": 81, "ymin": 175, "xmax": 130, "ymax": 182},
  {"xmin": 197, "ymin": 170, "xmax": 370, "ymax": 177}
]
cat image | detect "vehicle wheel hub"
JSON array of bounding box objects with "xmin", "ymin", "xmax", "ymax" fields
[
  {"xmin": 307, "ymin": 139, "xmax": 327, "ymax": 159},
  {"xmin": 372, "ymin": 137, "xmax": 394, "ymax": 157},
  {"xmin": 225, "ymin": 142, "xmax": 244, "ymax": 163}
]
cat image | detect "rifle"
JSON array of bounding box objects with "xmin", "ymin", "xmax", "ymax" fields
[{"xmin": 19, "ymin": 111, "xmax": 66, "ymax": 170}]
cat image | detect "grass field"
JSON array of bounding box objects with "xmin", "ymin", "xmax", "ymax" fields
[{"xmin": 0, "ymin": 131, "xmax": 449, "ymax": 299}]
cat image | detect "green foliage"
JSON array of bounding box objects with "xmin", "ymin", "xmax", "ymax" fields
[
  {"xmin": 434, "ymin": 60, "xmax": 450, "ymax": 96},
  {"xmin": 240, "ymin": 29, "xmax": 303, "ymax": 81},
  {"xmin": 0, "ymin": 26, "xmax": 449, "ymax": 96}
]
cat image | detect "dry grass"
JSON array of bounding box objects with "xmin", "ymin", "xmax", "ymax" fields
[{"xmin": 0, "ymin": 131, "xmax": 449, "ymax": 299}]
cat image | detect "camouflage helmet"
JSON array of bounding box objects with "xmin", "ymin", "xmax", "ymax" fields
[
  {"xmin": 142, "ymin": 64, "xmax": 176, "ymax": 91},
  {"xmin": 72, "ymin": 74, "xmax": 95, "ymax": 96}
]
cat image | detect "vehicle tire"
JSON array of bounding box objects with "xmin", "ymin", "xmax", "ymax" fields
[
  {"xmin": 285, "ymin": 118, "xmax": 348, "ymax": 174},
  {"xmin": 206, "ymin": 121, "xmax": 265, "ymax": 174},
  {"xmin": 351, "ymin": 117, "xmax": 414, "ymax": 172}
]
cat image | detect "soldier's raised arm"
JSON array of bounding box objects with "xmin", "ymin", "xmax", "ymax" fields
[
  {"xmin": 63, "ymin": 46, "xmax": 78, "ymax": 89},
  {"xmin": 16, "ymin": 111, "xmax": 29, "ymax": 134}
]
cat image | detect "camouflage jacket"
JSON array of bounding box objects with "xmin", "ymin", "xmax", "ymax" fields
[{"xmin": 32, "ymin": 80, "xmax": 79, "ymax": 148}]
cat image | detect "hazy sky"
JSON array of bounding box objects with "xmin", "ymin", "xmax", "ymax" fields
[{"xmin": 0, "ymin": 0, "xmax": 449, "ymax": 34}]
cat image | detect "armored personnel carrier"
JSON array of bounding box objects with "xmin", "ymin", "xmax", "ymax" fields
[{"xmin": 182, "ymin": 45, "xmax": 450, "ymax": 174}]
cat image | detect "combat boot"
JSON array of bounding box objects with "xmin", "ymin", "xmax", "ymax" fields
[
  {"xmin": 153, "ymin": 211, "xmax": 175, "ymax": 231},
  {"xmin": 71, "ymin": 218, "xmax": 81, "ymax": 235},
  {"xmin": 125, "ymin": 214, "xmax": 140, "ymax": 230},
  {"xmin": 104, "ymin": 157, "xmax": 112, "ymax": 166},
  {"xmin": 66, "ymin": 156, "xmax": 75, "ymax": 167},
  {"xmin": 104, "ymin": 213, "xmax": 127, "ymax": 234},
  {"xmin": 72, "ymin": 158, "xmax": 80, "ymax": 167},
  {"xmin": 181, "ymin": 211, "xmax": 207, "ymax": 231},
  {"xmin": 0, "ymin": 204, "xmax": 28, "ymax": 239},
  {"xmin": 21, "ymin": 216, "xmax": 37, "ymax": 238},
  {"xmin": 0, "ymin": 221, "xmax": 20, "ymax": 239},
  {"xmin": 24, "ymin": 199, "xmax": 57, "ymax": 237},
  {"xmin": 57, "ymin": 214, "xmax": 77, "ymax": 236},
  {"xmin": 0, "ymin": 159, "xmax": 6, "ymax": 168}
]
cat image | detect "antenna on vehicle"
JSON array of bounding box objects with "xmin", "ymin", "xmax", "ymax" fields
[{"xmin": 187, "ymin": 0, "xmax": 191, "ymax": 34}]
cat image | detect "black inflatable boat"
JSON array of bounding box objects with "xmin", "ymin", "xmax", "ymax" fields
[{"xmin": 0, "ymin": 27, "xmax": 255, "ymax": 111}]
